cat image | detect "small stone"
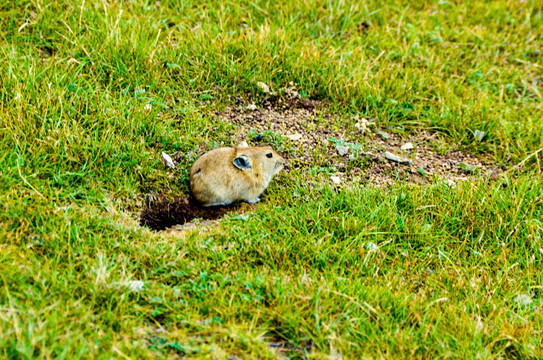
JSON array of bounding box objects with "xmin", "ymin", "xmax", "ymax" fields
[
  {"xmin": 246, "ymin": 104, "xmax": 257, "ymax": 111},
  {"xmin": 330, "ymin": 176, "xmax": 341, "ymax": 185},
  {"xmin": 475, "ymin": 315, "xmax": 483, "ymax": 331},
  {"xmin": 401, "ymin": 142, "xmax": 414, "ymax": 151},
  {"xmin": 335, "ymin": 145, "xmax": 349, "ymax": 156},
  {"xmin": 354, "ymin": 118, "xmax": 372, "ymax": 133},
  {"xmin": 161, "ymin": 151, "xmax": 175, "ymax": 169},
  {"xmin": 256, "ymin": 81, "xmax": 270, "ymax": 94},
  {"xmin": 238, "ymin": 141, "xmax": 248, "ymax": 147},
  {"xmin": 384, "ymin": 151, "xmax": 410, "ymax": 164},
  {"xmin": 473, "ymin": 130, "xmax": 485, "ymax": 142},
  {"xmin": 286, "ymin": 133, "xmax": 303, "ymax": 141},
  {"xmin": 127, "ymin": 280, "xmax": 144, "ymax": 292},
  {"xmin": 366, "ymin": 242, "xmax": 379, "ymax": 252},
  {"xmin": 514, "ymin": 293, "xmax": 533, "ymax": 306}
]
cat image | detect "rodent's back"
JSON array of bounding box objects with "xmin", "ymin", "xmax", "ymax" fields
[
  {"xmin": 190, "ymin": 147, "xmax": 232, "ymax": 197},
  {"xmin": 190, "ymin": 147, "xmax": 234, "ymax": 176}
]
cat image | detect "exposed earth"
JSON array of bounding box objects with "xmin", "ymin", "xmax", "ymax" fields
[
  {"xmin": 217, "ymin": 88, "xmax": 502, "ymax": 186},
  {"xmin": 142, "ymin": 88, "xmax": 503, "ymax": 231}
]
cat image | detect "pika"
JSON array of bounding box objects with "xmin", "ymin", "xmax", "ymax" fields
[{"xmin": 190, "ymin": 146, "xmax": 285, "ymax": 207}]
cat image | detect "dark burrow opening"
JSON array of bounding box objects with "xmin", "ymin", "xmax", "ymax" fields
[{"xmin": 140, "ymin": 196, "xmax": 244, "ymax": 231}]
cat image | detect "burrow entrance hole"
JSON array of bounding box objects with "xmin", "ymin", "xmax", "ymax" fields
[{"xmin": 140, "ymin": 196, "xmax": 245, "ymax": 231}]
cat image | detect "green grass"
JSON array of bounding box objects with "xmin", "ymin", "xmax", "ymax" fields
[{"xmin": 1, "ymin": 0, "xmax": 542, "ymax": 358}]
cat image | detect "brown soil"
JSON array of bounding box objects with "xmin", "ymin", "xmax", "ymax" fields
[
  {"xmin": 141, "ymin": 86, "xmax": 503, "ymax": 231},
  {"xmin": 217, "ymin": 88, "xmax": 502, "ymax": 186}
]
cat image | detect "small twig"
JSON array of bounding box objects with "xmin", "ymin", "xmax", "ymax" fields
[
  {"xmin": 332, "ymin": 291, "xmax": 380, "ymax": 320},
  {"xmin": 425, "ymin": 297, "xmax": 449, "ymax": 309},
  {"xmin": 416, "ymin": 205, "xmax": 436, "ymax": 211},
  {"xmin": 372, "ymin": 50, "xmax": 386, "ymax": 64},
  {"xmin": 512, "ymin": 147, "xmax": 543, "ymax": 171}
]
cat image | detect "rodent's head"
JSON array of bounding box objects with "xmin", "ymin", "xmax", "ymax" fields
[{"xmin": 232, "ymin": 146, "xmax": 285, "ymax": 180}]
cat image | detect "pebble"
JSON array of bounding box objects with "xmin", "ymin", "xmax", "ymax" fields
[
  {"xmin": 384, "ymin": 151, "xmax": 410, "ymax": 164},
  {"xmin": 126, "ymin": 280, "xmax": 145, "ymax": 292},
  {"xmin": 354, "ymin": 118, "xmax": 371, "ymax": 133},
  {"xmin": 475, "ymin": 315, "xmax": 484, "ymax": 332},
  {"xmin": 401, "ymin": 142, "xmax": 414, "ymax": 151},
  {"xmin": 514, "ymin": 293, "xmax": 533, "ymax": 306},
  {"xmin": 286, "ymin": 133, "xmax": 303, "ymax": 141},
  {"xmin": 473, "ymin": 130, "xmax": 485, "ymax": 142},
  {"xmin": 161, "ymin": 151, "xmax": 175, "ymax": 169},
  {"xmin": 330, "ymin": 176, "xmax": 341, "ymax": 185},
  {"xmin": 366, "ymin": 242, "xmax": 379, "ymax": 252},
  {"xmin": 335, "ymin": 145, "xmax": 349, "ymax": 156},
  {"xmin": 238, "ymin": 141, "xmax": 248, "ymax": 147},
  {"xmin": 257, "ymin": 81, "xmax": 270, "ymax": 94},
  {"xmin": 246, "ymin": 104, "xmax": 257, "ymax": 111}
]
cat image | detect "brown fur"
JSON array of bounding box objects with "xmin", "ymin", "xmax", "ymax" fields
[{"xmin": 190, "ymin": 146, "xmax": 284, "ymax": 207}]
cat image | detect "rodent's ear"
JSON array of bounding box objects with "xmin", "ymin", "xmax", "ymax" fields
[{"xmin": 233, "ymin": 155, "xmax": 252, "ymax": 170}]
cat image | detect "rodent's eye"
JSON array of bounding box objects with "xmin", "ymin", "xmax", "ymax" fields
[{"xmin": 266, "ymin": 153, "xmax": 273, "ymax": 158}]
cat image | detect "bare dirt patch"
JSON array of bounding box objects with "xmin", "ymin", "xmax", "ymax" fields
[
  {"xmin": 217, "ymin": 91, "xmax": 501, "ymax": 186},
  {"xmin": 140, "ymin": 196, "xmax": 250, "ymax": 231},
  {"xmin": 141, "ymin": 90, "xmax": 502, "ymax": 232}
]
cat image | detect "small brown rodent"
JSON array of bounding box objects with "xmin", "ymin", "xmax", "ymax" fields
[{"xmin": 190, "ymin": 146, "xmax": 285, "ymax": 207}]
